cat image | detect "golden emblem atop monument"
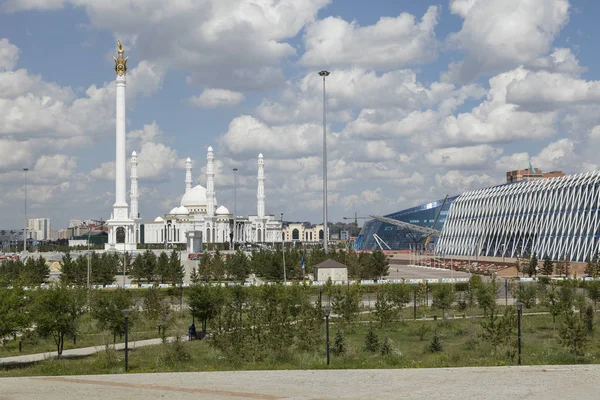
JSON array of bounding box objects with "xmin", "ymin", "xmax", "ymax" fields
[{"xmin": 113, "ymin": 40, "xmax": 128, "ymax": 76}]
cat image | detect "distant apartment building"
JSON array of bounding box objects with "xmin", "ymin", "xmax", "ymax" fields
[
  {"xmin": 27, "ymin": 218, "xmax": 51, "ymax": 241},
  {"xmin": 506, "ymin": 167, "xmax": 565, "ymax": 183}
]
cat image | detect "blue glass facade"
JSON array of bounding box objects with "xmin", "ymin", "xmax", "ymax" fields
[{"xmin": 355, "ymin": 196, "xmax": 458, "ymax": 251}]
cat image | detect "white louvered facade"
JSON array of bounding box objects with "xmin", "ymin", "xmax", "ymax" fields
[{"xmin": 436, "ymin": 171, "xmax": 600, "ymax": 262}]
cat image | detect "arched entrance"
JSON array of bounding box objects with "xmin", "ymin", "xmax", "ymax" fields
[
  {"xmin": 257, "ymin": 229, "xmax": 262, "ymax": 242},
  {"xmin": 319, "ymin": 229, "xmax": 324, "ymax": 240},
  {"xmin": 292, "ymin": 228, "xmax": 299, "ymax": 240},
  {"xmin": 116, "ymin": 227, "xmax": 125, "ymax": 243}
]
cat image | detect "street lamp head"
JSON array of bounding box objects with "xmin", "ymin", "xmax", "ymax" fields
[
  {"xmin": 323, "ymin": 307, "xmax": 331, "ymax": 317},
  {"xmin": 23, "ymin": 168, "xmax": 29, "ymax": 172},
  {"xmin": 516, "ymin": 302, "xmax": 523, "ymax": 312},
  {"xmin": 318, "ymin": 70, "xmax": 330, "ymax": 77},
  {"xmin": 233, "ymin": 168, "xmax": 238, "ymax": 172},
  {"xmin": 121, "ymin": 308, "xmax": 131, "ymax": 315}
]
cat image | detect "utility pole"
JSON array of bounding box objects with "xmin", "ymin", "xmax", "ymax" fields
[
  {"xmin": 319, "ymin": 70, "xmax": 330, "ymax": 253},
  {"xmin": 23, "ymin": 168, "xmax": 28, "ymax": 253}
]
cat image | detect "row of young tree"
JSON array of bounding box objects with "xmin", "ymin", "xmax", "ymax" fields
[
  {"xmin": 517, "ymin": 251, "xmax": 600, "ymax": 278},
  {"xmin": 189, "ymin": 248, "xmax": 390, "ymax": 283},
  {"xmin": 0, "ymin": 284, "xmax": 181, "ymax": 357},
  {"xmin": 0, "ymin": 250, "xmax": 186, "ymax": 287}
]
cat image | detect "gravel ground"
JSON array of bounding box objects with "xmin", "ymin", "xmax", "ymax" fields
[{"xmin": 1, "ymin": 365, "xmax": 599, "ymax": 399}]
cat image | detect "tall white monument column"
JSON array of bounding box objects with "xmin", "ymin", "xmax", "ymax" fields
[
  {"xmin": 257, "ymin": 153, "xmax": 265, "ymax": 219},
  {"xmin": 185, "ymin": 157, "xmax": 192, "ymax": 193},
  {"xmin": 106, "ymin": 40, "xmax": 136, "ymax": 251},
  {"xmin": 130, "ymin": 151, "xmax": 139, "ymax": 219}
]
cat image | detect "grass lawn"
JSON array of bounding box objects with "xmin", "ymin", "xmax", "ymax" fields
[
  {"xmin": 0, "ymin": 311, "xmax": 191, "ymax": 357},
  {"xmin": 2, "ymin": 313, "xmax": 598, "ymax": 377}
]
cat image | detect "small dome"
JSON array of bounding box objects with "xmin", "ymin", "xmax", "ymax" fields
[
  {"xmin": 169, "ymin": 207, "xmax": 179, "ymax": 214},
  {"xmin": 169, "ymin": 206, "xmax": 189, "ymax": 215},
  {"xmin": 216, "ymin": 205, "xmax": 230, "ymax": 215},
  {"xmin": 181, "ymin": 184, "xmax": 209, "ymax": 207},
  {"xmin": 186, "ymin": 157, "xmax": 191, "ymax": 162},
  {"xmin": 258, "ymin": 153, "xmax": 263, "ymax": 158},
  {"xmin": 208, "ymin": 146, "xmax": 213, "ymax": 152},
  {"xmin": 154, "ymin": 216, "xmax": 164, "ymax": 222},
  {"xmin": 132, "ymin": 151, "xmax": 137, "ymax": 156}
]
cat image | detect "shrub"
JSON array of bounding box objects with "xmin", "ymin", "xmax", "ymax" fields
[
  {"xmin": 414, "ymin": 323, "xmax": 431, "ymax": 341},
  {"xmin": 380, "ymin": 335, "xmax": 392, "ymax": 355},
  {"xmin": 364, "ymin": 325, "xmax": 379, "ymax": 352},
  {"xmin": 428, "ymin": 329, "xmax": 443, "ymax": 353},
  {"xmin": 559, "ymin": 311, "xmax": 588, "ymax": 356},
  {"xmin": 332, "ymin": 329, "xmax": 346, "ymax": 355},
  {"xmin": 163, "ymin": 337, "xmax": 191, "ymax": 366}
]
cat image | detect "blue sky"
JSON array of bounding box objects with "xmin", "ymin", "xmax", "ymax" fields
[{"xmin": 1, "ymin": 0, "xmax": 600, "ymax": 231}]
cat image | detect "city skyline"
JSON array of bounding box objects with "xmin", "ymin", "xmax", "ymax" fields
[{"xmin": 1, "ymin": 0, "xmax": 600, "ymax": 229}]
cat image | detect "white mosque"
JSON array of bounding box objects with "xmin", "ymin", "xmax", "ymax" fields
[
  {"xmin": 105, "ymin": 41, "xmax": 282, "ymax": 251},
  {"xmin": 141, "ymin": 148, "xmax": 283, "ymax": 247}
]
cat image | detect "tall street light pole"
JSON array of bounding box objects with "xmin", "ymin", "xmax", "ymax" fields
[
  {"xmin": 319, "ymin": 70, "xmax": 330, "ymax": 253},
  {"xmin": 281, "ymin": 213, "xmax": 286, "ymax": 284},
  {"xmin": 23, "ymin": 168, "xmax": 28, "ymax": 253},
  {"xmin": 233, "ymin": 168, "xmax": 238, "ymax": 248}
]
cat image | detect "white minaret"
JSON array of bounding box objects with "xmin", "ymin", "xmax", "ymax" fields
[
  {"xmin": 257, "ymin": 153, "xmax": 265, "ymax": 219},
  {"xmin": 106, "ymin": 40, "xmax": 135, "ymax": 251},
  {"xmin": 206, "ymin": 146, "xmax": 215, "ymax": 217},
  {"xmin": 130, "ymin": 151, "xmax": 139, "ymax": 219},
  {"xmin": 185, "ymin": 157, "xmax": 192, "ymax": 193}
]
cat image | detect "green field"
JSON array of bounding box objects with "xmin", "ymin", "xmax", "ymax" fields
[{"xmin": 2, "ymin": 312, "xmax": 599, "ymax": 377}]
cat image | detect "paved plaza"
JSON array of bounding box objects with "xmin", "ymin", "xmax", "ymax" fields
[{"xmin": 1, "ymin": 365, "xmax": 599, "ymax": 399}]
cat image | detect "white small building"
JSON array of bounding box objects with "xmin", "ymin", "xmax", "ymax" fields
[{"xmin": 313, "ymin": 259, "xmax": 348, "ymax": 282}]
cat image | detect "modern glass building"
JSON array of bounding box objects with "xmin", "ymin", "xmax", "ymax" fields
[
  {"xmin": 436, "ymin": 171, "xmax": 600, "ymax": 262},
  {"xmin": 355, "ymin": 196, "xmax": 458, "ymax": 251}
]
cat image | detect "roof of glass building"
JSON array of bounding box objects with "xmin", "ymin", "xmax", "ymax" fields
[{"xmin": 355, "ymin": 195, "xmax": 458, "ymax": 251}]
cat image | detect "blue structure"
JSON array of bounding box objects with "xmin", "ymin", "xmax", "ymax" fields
[{"xmin": 355, "ymin": 195, "xmax": 458, "ymax": 251}]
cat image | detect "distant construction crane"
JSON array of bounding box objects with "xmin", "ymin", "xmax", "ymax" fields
[{"xmin": 343, "ymin": 213, "xmax": 369, "ymax": 235}]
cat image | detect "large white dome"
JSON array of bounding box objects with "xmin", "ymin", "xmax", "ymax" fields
[
  {"xmin": 216, "ymin": 205, "xmax": 230, "ymax": 215},
  {"xmin": 181, "ymin": 184, "xmax": 208, "ymax": 207}
]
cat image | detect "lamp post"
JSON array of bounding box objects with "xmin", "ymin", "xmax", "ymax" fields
[
  {"xmin": 121, "ymin": 308, "xmax": 131, "ymax": 372},
  {"xmin": 516, "ymin": 301, "xmax": 523, "ymax": 365},
  {"xmin": 23, "ymin": 168, "xmax": 28, "ymax": 253},
  {"xmin": 233, "ymin": 168, "xmax": 238, "ymax": 248},
  {"xmin": 324, "ymin": 306, "xmax": 331, "ymax": 365},
  {"xmin": 281, "ymin": 213, "xmax": 286, "ymax": 284},
  {"xmin": 319, "ymin": 70, "xmax": 330, "ymax": 253}
]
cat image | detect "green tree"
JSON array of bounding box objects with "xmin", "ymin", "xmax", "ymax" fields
[
  {"xmin": 480, "ymin": 306, "xmax": 517, "ymax": 353},
  {"xmin": 584, "ymin": 304, "xmax": 594, "ymax": 335},
  {"xmin": 155, "ymin": 252, "xmax": 170, "ymax": 283},
  {"xmin": 559, "ymin": 310, "xmax": 588, "ymax": 356},
  {"xmin": 475, "ymin": 277, "xmax": 499, "ymax": 316},
  {"xmin": 24, "ymin": 256, "xmax": 49, "ymax": 285},
  {"xmin": 388, "ymin": 283, "xmax": 411, "ymax": 320},
  {"xmin": 527, "ymin": 252, "xmax": 538, "ymax": 277},
  {"xmin": 168, "ymin": 249, "xmax": 185, "ymax": 284},
  {"xmin": 513, "ymin": 283, "xmax": 537, "ymax": 309},
  {"xmin": 358, "ymin": 252, "xmax": 374, "ymax": 280},
  {"xmin": 227, "ymin": 250, "xmax": 250, "ymax": 282},
  {"xmin": 374, "ymin": 286, "xmax": 394, "ymax": 327},
  {"xmin": 364, "ymin": 324, "xmax": 379, "ymax": 352},
  {"xmin": 198, "ymin": 252, "xmax": 212, "ymax": 282},
  {"xmin": 188, "ymin": 284, "xmax": 223, "ymax": 337},
  {"xmin": 331, "ymin": 283, "xmax": 362, "ymax": 327},
  {"xmin": 428, "ymin": 329, "xmax": 443, "ymax": 353},
  {"xmin": 380, "ymin": 335, "xmax": 392, "ymax": 355},
  {"xmin": 586, "ymin": 280, "xmax": 600, "ymax": 311},
  {"xmin": 585, "ymin": 252, "xmax": 600, "ymax": 278},
  {"xmin": 211, "ymin": 251, "xmax": 226, "ymax": 281},
  {"xmin": 30, "ymin": 284, "xmax": 87, "ymax": 357},
  {"xmin": 332, "ymin": 329, "xmax": 346, "ymax": 355},
  {"xmin": 541, "ymin": 254, "xmax": 554, "ymax": 276},
  {"xmin": 190, "ymin": 267, "xmax": 200, "ymax": 284},
  {"xmin": 0, "ymin": 285, "xmax": 28, "ymax": 339},
  {"xmin": 431, "ymin": 284, "xmax": 455, "ymax": 317},
  {"xmin": 371, "ymin": 250, "xmax": 390, "ymax": 279},
  {"xmin": 90, "ymin": 289, "xmax": 134, "ymax": 343}
]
